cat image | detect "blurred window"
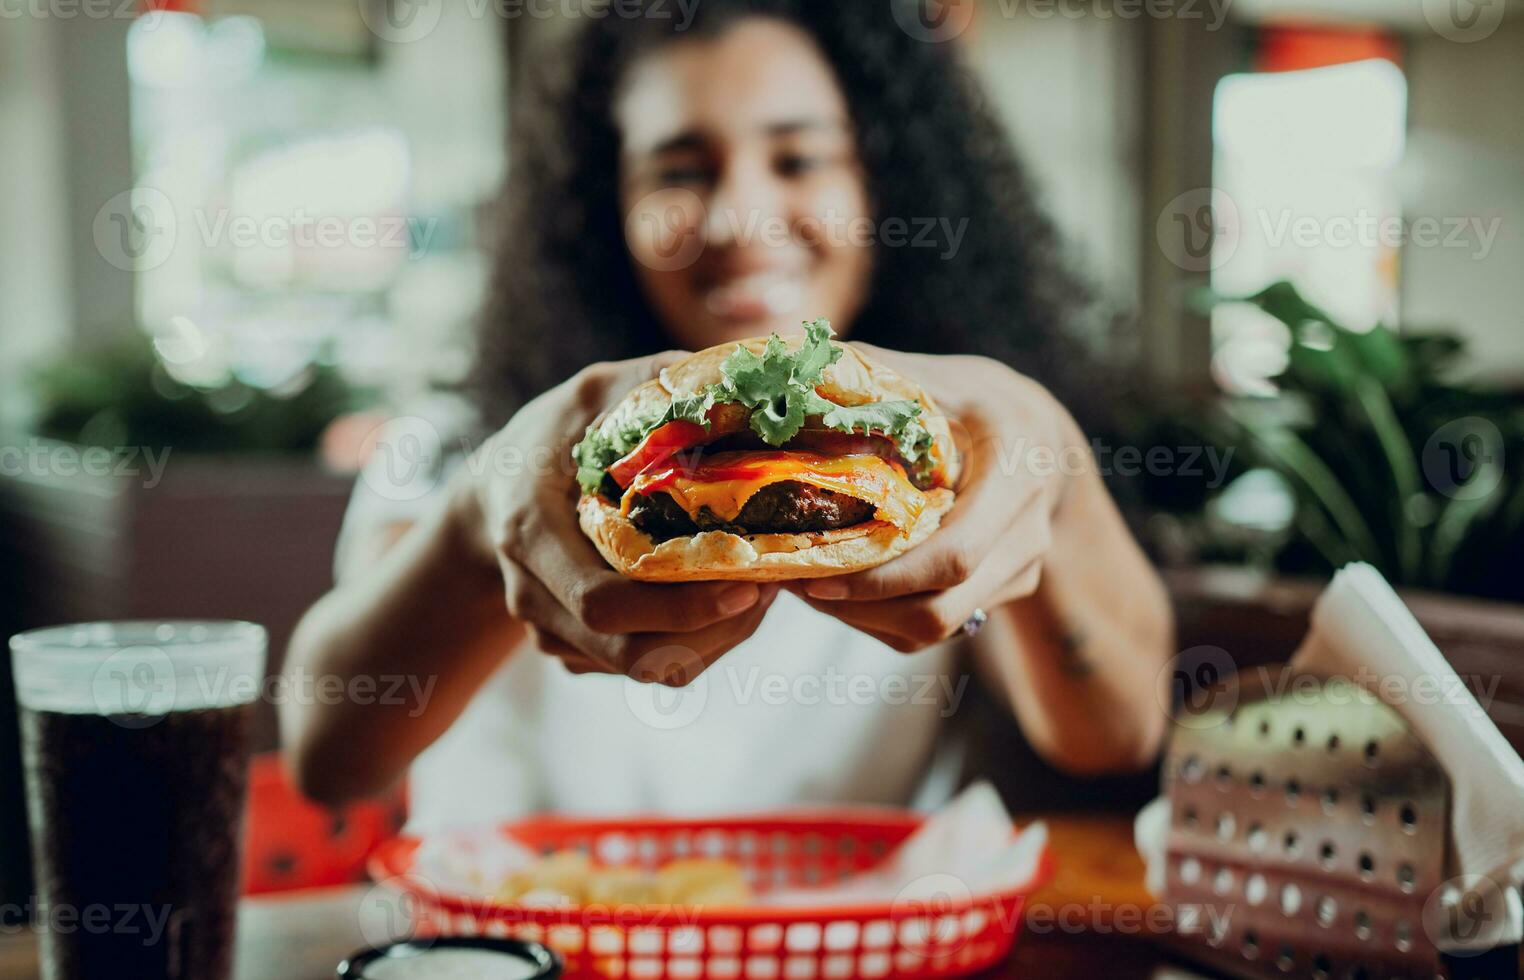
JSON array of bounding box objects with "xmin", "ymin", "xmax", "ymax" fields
[
  {"xmin": 1210, "ymin": 33, "xmax": 1407, "ymax": 393},
  {"xmin": 124, "ymin": 6, "xmax": 504, "ymax": 405}
]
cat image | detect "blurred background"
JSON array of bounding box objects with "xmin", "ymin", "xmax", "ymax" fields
[{"xmin": 2, "ymin": 0, "xmax": 1521, "ymax": 905}]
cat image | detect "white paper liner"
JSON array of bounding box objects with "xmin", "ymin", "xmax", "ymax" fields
[{"xmin": 411, "ymin": 782, "xmax": 1046, "ymax": 909}]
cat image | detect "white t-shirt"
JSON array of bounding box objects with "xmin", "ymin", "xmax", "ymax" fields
[{"xmin": 338, "ymin": 431, "xmax": 965, "ymax": 833}]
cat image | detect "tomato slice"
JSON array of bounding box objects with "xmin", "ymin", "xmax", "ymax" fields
[
  {"xmin": 604, "ymin": 409, "xmax": 940, "ymax": 491},
  {"xmin": 784, "ymin": 429, "xmax": 898, "ymax": 460},
  {"xmin": 607, "ymin": 402, "xmax": 757, "ymax": 489},
  {"xmin": 634, "ymin": 450, "xmax": 839, "ymax": 491},
  {"xmin": 607, "ymin": 420, "xmax": 710, "ymax": 489}
]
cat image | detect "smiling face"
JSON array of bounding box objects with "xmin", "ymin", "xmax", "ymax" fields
[{"xmin": 616, "ymin": 17, "xmax": 874, "ymax": 350}]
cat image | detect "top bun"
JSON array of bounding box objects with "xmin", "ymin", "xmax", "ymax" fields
[{"xmin": 599, "ymin": 334, "xmax": 961, "ymax": 487}]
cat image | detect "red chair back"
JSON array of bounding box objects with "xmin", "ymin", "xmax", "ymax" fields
[{"xmin": 241, "ymin": 752, "xmax": 406, "ymax": 895}]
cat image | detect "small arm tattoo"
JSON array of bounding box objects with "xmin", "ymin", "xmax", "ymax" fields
[{"xmin": 1057, "ymin": 628, "xmax": 1095, "ymax": 677}]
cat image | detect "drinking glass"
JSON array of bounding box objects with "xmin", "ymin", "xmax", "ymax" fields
[{"xmin": 10, "ymin": 621, "xmax": 266, "ymax": 980}]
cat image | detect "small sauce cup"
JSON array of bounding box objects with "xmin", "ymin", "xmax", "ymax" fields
[{"xmin": 338, "ymin": 937, "xmax": 562, "ymax": 980}]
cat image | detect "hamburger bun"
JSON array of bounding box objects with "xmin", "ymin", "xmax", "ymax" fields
[{"xmin": 577, "ymin": 333, "xmax": 959, "ymax": 582}]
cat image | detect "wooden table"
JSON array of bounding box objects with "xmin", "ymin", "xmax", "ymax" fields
[{"xmin": 0, "ymin": 815, "xmax": 1222, "ymax": 980}]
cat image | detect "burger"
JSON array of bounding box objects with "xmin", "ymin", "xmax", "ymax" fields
[{"xmin": 571, "ymin": 319, "xmax": 961, "ymax": 582}]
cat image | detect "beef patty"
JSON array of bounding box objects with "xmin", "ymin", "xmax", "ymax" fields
[{"xmin": 627, "ymin": 481, "xmax": 876, "ymax": 540}]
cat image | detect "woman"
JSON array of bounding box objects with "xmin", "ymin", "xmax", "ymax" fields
[{"xmin": 282, "ymin": 0, "xmax": 1172, "ymax": 828}]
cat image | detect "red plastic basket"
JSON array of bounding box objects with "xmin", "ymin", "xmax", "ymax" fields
[{"xmin": 367, "ymin": 811, "xmax": 1052, "ymax": 980}]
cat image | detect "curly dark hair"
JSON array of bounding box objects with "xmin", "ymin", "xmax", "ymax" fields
[{"xmin": 471, "ymin": 0, "xmax": 1109, "ymax": 432}]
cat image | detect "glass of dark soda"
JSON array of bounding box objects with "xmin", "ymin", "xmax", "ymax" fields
[{"xmin": 10, "ymin": 621, "xmax": 266, "ymax": 980}]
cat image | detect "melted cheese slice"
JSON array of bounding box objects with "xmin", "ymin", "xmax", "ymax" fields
[{"xmin": 621, "ymin": 452, "xmax": 926, "ymax": 532}]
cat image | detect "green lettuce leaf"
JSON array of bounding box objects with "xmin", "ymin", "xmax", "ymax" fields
[
  {"xmin": 572, "ymin": 400, "xmax": 668, "ymax": 492},
  {"xmin": 570, "ymin": 318, "xmax": 938, "ymax": 493},
  {"xmin": 805, "ymin": 394, "xmax": 934, "ymax": 479},
  {"xmin": 785, "ymin": 319, "xmax": 841, "ymax": 386},
  {"xmin": 718, "ymin": 319, "xmax": 843, "ymax": 444},
  {"xmin": 819, "ymin": 397, "xmax": 933, "ymax": 459},
  {"xmin": 664, "ymin": 388, "xmax": 717, "ymax": 428}
]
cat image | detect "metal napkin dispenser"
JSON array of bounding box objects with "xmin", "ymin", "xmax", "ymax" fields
[{"xmin": 1161, "ymin": 671, "xmax": 1469, "ymax": 978}]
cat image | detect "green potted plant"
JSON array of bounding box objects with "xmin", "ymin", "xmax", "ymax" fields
[{"xmin": 1133, "ymin": 281, "xmax": 1523, "ymax": 605}]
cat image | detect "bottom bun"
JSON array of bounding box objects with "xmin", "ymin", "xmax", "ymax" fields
[{"xmin": 578, "ymin": 489, "xmax": 956, "ymax": 582}]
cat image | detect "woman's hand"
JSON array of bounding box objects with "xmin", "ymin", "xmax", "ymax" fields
[
  {"xmin": 457, "ymin": 353, "xmax": 780, "ymax": 685},
  {"xmin": 793, "ymin": 345, "xmax": 1173, "ymax": 773},
  {"xmin": 790, "ymin": 348, "xmax": 1075, "ymax": 652}
]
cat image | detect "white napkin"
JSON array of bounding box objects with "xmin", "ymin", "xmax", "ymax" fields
[
  {"xmin": 1294, "ymin": 563, "xmax": 1524, "ymax": 950},
  {"xmin": 412, "ymin": 831, "xmax": 540, "ymax": 895},
  {"xmin": 1137, "ymin": 563, "xmax": 1524, "ymax": 952},
  {"xmin": 758, "ymin": 782, "xmax": 1047, "ymax": 907}
]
